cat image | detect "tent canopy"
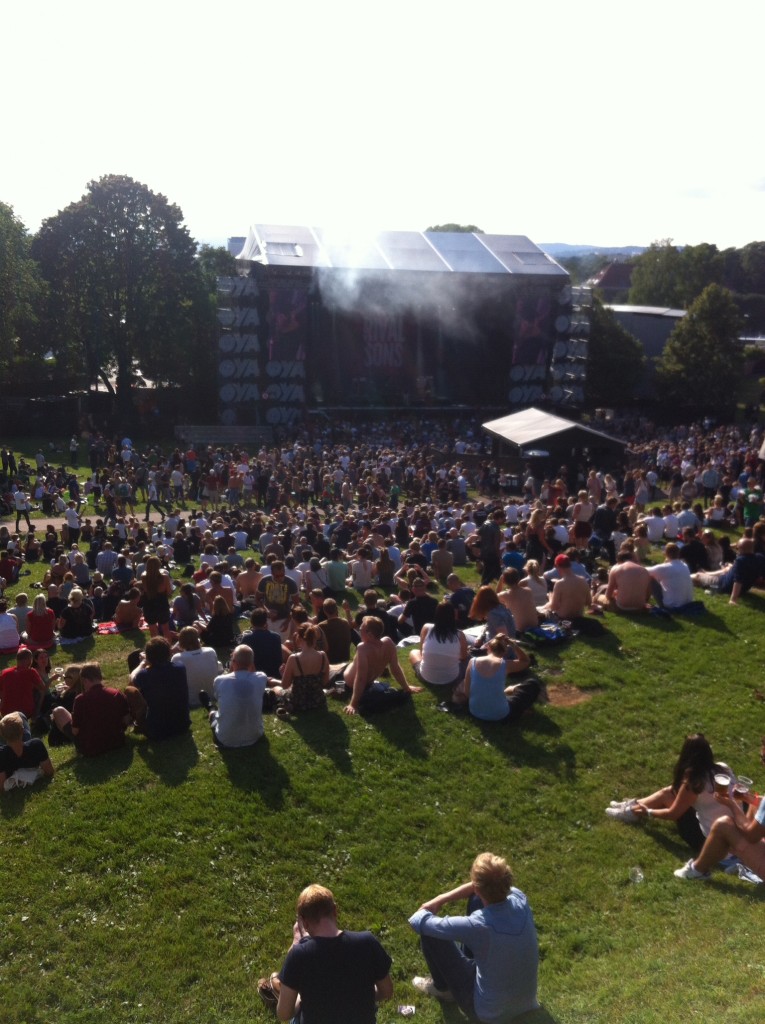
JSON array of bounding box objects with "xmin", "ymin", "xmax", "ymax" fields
[{"xmin": 482, "ymin": 407, "xmax": 627, "ymax": 455}]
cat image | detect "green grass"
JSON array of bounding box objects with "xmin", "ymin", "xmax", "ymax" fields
[{"xmin": 1, "ymin": 446, "xmax": 765, "ymax": 1023}]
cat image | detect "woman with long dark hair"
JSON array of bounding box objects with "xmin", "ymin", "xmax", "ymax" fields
[
  {"xmin": 409, "ymin": 601, "xmax": 468, "ymax": 686},
  {"xmin": 606, "ymin": 733, "xmax": 735, "ymax": 850},
  {"xmin": 140, "ymin": 554, "xmax": 173, "ymax": 639}
]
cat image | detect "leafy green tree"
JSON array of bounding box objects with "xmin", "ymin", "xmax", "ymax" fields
[
  {"xmin": 426, "ymin": 223, "xmax": 484, "ymax": 233},
  {"xmin": 655, "ymin": 284, "xmax": 743, "ymax": 413},
  {"xmin": 678, "ymin": 242, "xmax": 722, "ymax": 306},
  {"xmin": 557, "ymin": 252, "xmax": 610, "ymax": 287},
  {"xmin": 0, "ymin": 201, "xmax": 45, "ymax": 363},
  {"xmin": 628, "ymin": 239, "xmax": 685, "ymax": 307},
  {"xmin": 585, "ymin": 296, "xmax": 646, "ymax": 407},
  {"xmin": 197, "ymin": 244, "xmax": 236, "ymax": 290},
  {"xmin": 32, "ymin": 175, "xmax": 211, "ymax": 417}
]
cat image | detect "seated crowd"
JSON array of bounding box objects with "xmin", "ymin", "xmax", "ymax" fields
[{"xmin": 1, "ymin": 422, "xmax": 764, "ymax": 891}]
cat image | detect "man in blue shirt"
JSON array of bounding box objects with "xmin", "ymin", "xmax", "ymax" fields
[{"xmin": 408, "ymin": 852, "xmax": 539, "ymax": 1022}]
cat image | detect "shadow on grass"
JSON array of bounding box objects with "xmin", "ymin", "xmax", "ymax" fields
[
  {"xmin": 218, "ymin": 736, "xmax": 290, "ymax": 808},
  {"xmin": 57, "ymin": 636, "xmax": 97, "ymax": 656},
  {"xmin": 286, "ymin": 712, "xmax": 353, "ymax": 774},
  {"xmin": 703, "ymin": 875, "xmax": 765, "ymax": 900},
  {"xmin": 683, "ymin": 609, "xmax": 734, "ymax": 635},
  {"xmin": 71, "ymin": 742, "xmax": 135, "ymax": 784},
  {"xmin": 442, "ymin": 1004, "xmax": 560, "ymax": 1024},
  {"xmin": 363, "ymin": 699, "xmax": 428, "ymax": 759},
  {"xmin": 0, "ymin": 775, "xmax": 55, "ymax": 819},
  {"xmin": 475, "ymin": 713, "xmax": 577, "ymax": 781},
  {"xmin": 134, "ymin": 731, "xmax": 199, "ymax": 785}
]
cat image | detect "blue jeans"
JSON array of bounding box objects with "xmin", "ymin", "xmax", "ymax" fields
[{"xmin": 419, "ymin": 895, "xmax": 482, "ymax": 1021}]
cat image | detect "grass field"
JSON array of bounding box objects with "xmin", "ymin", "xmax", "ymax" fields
[{"xmin": 1, "ymin": 444, "xmax": 764, "ymax": 1024}]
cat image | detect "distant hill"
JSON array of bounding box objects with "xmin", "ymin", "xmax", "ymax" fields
[{"xmin": 540, "ymin": 242, "xmax": 646, "ymax": 258}]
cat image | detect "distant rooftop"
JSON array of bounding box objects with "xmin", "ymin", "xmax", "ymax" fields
[{"xmin": 233, "ymin": 226, "xmax": 568, "ymax": 277}]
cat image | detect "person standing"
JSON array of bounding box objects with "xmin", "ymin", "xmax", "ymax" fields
[
  {"xmin": 409, "ymin": 852, "xmax": 539, "ymax": 1021},
  {"xmin": 14, "ymin": 485, "xmax": 32, "ymax": 533},
  {"xmin": 269, "ymin": 884, "xmax": 393, "ymax": 1023}
]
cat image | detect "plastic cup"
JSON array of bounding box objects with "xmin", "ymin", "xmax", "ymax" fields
[
  {"xmin": 733, "ymin": 776, "xmax": 753, "ymax": 796},
  {"xmin": 714, "ymin": 773, "xmax": 730, "ymax": 795}
]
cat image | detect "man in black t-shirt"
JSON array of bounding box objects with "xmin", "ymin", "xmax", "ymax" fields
[
  {"xmin": 399, "ymin": 579, "xmax": 439, "ymax": 634},
  {"xmin": 274, "ymin": 884, "xmax": 392, "ymax": 1024}
]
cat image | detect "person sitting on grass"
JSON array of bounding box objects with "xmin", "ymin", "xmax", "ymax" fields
[
  {"xmin": 0, "ymin": 599, "xmax": 21, "ymax": 654},
  {"xmin": 205, "ymin": 645, "xmax": 266, "ymax": 749},
  {"xmin": 606, "ymin": 733, "xmax": 735, "ymax": 852},
  {"xmin": 469, "ymin": 586, "xmax": 516, "ymax": 642},
  {"xmin": 597, "ymin": 549, "xmax": 652, "ymax": 613},
  {"xmin": 114, "ymin": 587, "xmax": 143, "ymax": 631},
  {"xmin": 674, "ymin": 738, "xmax": 765, "ymax": 881},
  {"xmin": 408, "ymin": 852, "xmax": 539, "ymax": 1020},
  {"xmin": 540, "ymin": 554, "xmax": 591, "ymax": 622},
  {"xmin": 340, "ymin": 616, "xmax": 423, "ymax": 715},
  {"xmin": 198, "ymin": 595, "xmax": 239, "ymax": 652},
  {"xmin": 496, "ymin": 569, "xmax": 540, "ymax": 632},
  {"xmin": 50, "ymin": 662, "xmax": 131, "ymax": 757},
  {"xmin": 691, "ymin": 537, "xmax": 765, "ymax": 606},
  {"xmin": 24, "ymin": 594, "xmax": 57, "ymax": 651},
  {"xmin": 126, "ymin": 637, "xmax": 190, "ymax": 741},
  {"xmin": 171, "ymin": 627, "xmax": 222, "ymax": 708},
  {"xmin": 263, "ymin": 884, "xmax": 393, "ymax": 1023},
  {"xmin": 57, "ymin": 588, "xmax": 95, "ymax": 644},
  {"xmin": 269, "ymin": 622, "xmax": 329, "ymax": 714},
  {"xmin": 0, "ymin": 647, "xmax": 47, "ymax": 722},
  {"xmin": 409, "ymin": 601, "xmax": 468, "ymax": 688},
  {"xmin": 0, "ymin": 711, "xmax": 55, "ymax": 792},
  {"xmin": 453, "ymin": 634, "xmax": 537, "ymax": 723}
]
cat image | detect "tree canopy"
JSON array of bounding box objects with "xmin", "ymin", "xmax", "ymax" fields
[
  {"xmin": 32, "ymin": 175, "xmax": 212, "ymax": 415},
  {"xmin": 426, "ymin": 223, "xmax": 484, "ymax": 233},
  {"xmin": 0, "ymin": 201, "xmax": 45, "ymax": 364},
  {"xmin": 585, "ymin": 296, "xmax": 646, "ymax": 407},
  {"xmin": 655, "ymin": 284, "xmax": 743, "ymax": 413}
]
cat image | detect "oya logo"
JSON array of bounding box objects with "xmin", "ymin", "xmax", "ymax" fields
[{"xmin": 219, "ymin": 359, "xmax": 260, "ymax": 379}]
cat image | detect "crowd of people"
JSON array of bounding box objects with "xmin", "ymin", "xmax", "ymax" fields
[{"xmin": 1, "ymin": 414, "xmax": 765, "ymax": 1018}]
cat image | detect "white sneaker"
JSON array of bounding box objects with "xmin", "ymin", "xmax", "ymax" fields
[
  {"xmin": 609, "ymin": 798, "xmax": 636, "ymax": 809},
  {"xmin": 674, "ymin": 859, "xmax": 710, "ymax": 880},
  {"xmin": 605, "ymin": 801, "xmax": 639, "ymax": 823},
  {"xmin": 412, "ymin": 977, "xmax": 455, "ymax": 1002}
]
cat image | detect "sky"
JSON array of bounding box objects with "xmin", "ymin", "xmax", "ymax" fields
[{"xmin": 4, "ymin": 0, "xmax": 764, "ymax": 251}]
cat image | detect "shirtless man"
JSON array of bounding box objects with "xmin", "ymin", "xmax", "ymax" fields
[
  {"xmin": 599, "ymin": 551, "xmax": 651, "ymax": 612},
  {"xmin": 236, "ymin": 558, "xmax": 263, "ymax": 608},
  {"xmin": 497, "ymin": 569, "xmax": 539, "ymax": 632},
  {"xmin": 543, "ymin": 555, "xmax": 591, "ymax": 620},
  {"xmin": 342, "ymin": 617, "xmax": 422, "ymax": 715},
  {"xmin": 197, "ymin": 570, "xmax": 236, "ymax": 613}
]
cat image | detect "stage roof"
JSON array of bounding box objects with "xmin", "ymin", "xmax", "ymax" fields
[
  {"xmin": 483, "ymin": 408, "xmax": 627, "ymax": 452},
  {"xmin": 234, "ymin": 226, "xmax": 567, "ymax": 278}
]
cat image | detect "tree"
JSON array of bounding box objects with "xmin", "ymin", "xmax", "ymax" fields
[
  {"xmin": 196, "ymin": 244, "xmax": 237, "ymax": 291},
  {"xmin": 0, "ymin": 202, "xmax": 45, "ymax": 364},
  {"xmin": 655, "ymin": 284, "xmax": 743, "ymax": 413},
  {"xmin": 628, "ymin": 239, "xmax": 685, "ymax": 307},
  {"xmin": 585, "ymin": 296, "xmax": 646, "ymax": 407},
  {"xmin": 32, "ymin": 175, "xmax": 211, "ymax": 417},
  {"xmin": 678, "ymin": 242, "xmax": 722, "ymax": 306},
  {"xmin": 426, "ymin": 223, "xmax": 484, "ymax": 233}
]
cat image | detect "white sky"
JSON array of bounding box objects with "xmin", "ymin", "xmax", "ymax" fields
[{"xmin": 4, "ymin": 0, "xmax": 764, "ymax": 250}]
